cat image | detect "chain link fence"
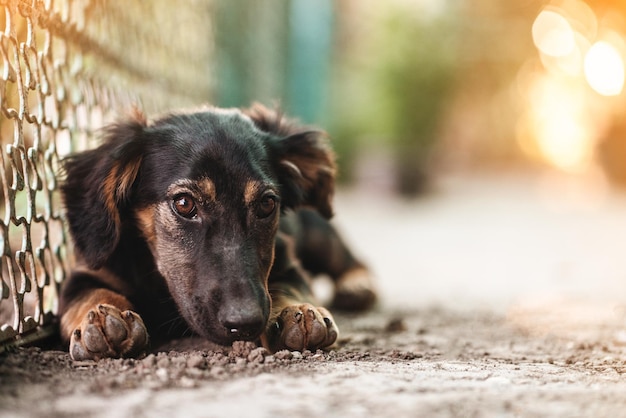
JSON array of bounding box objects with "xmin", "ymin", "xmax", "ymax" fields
[{"xmin": 0, "ymin": 0, "xmax": 213, "ymax": 352}]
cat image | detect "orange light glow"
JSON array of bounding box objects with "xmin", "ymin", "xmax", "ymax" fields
[
  {"xmin": 532, "ymin": 10, "xmax": 576, "ymax": 57},
  {"xmin": 523, "ymin": 2, "xmax": 625, "ymax": 173},
  {"xmin": 584, "ymin": 41, "xmax": 625, "ymax": 96},
  {"xmin": 525, "ymin": 74, "xmax": 594, "ymax": 172}
]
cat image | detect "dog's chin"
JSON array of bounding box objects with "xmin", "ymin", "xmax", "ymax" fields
[
  {"xmin": 185, "ymin": 315, "xmax": 264, "ymax": 346},
  {"xmin": 194, "ymin": 324, "xmax": 263, "ymax": 347}
]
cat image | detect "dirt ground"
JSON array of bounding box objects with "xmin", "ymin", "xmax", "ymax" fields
[{"xmin": 3, "ymin": 170, "xmax": 626, "ymax": 417}]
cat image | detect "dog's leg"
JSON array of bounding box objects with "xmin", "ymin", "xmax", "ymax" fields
[
  {"xmin": 291, "ymin": 209, "xmax": 377, "ymax": 311},
  {"xmin": 262, "ymin": 233, "xmax": 339, "ymax": 352},
  {"xmin": 59, "ymin": 271, "xmax": 149, "ymax": 360}
]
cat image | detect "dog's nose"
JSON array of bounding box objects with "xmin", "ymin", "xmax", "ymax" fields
[{"xmin": 220, "ymin": 310, "xmax": 265, "ymax": 340}]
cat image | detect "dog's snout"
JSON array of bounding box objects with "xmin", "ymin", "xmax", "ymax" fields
[{"xmin": 219, "ymin": 308, "xmax": 266, "ymax": 341}]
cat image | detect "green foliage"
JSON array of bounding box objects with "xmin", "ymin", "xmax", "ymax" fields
[
  {"xmin": 376, "ymin": 11, "xmax": 458, "ymax": 152},
  {"xmin": 329, "ymin": 5, "xmax": 459, "ymax": 191}
]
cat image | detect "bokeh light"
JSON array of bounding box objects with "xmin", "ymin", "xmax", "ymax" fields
[
  {"xmin": 521, "ymin": 72, "xmax": 594, "ymax": 172},
  {"xmin": 584, "ymin": 40, "xmax": 625, "ymax": 96},
  {"xmin": 532, "ymin": 10, "xmax": 576, "ymax": 58},
  {"xmin": 524, "ymin": 1, "xmax": 626, "ymax": 173}
]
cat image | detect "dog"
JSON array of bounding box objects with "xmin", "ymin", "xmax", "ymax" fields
[{"xmin": 58, "ymin": 104, "xmax": 376, "ymax": 360}]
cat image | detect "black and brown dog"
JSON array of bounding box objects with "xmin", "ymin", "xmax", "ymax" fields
[{"xmin": 58, "ymin": 104, "xmax": 376, "ymax": 360}]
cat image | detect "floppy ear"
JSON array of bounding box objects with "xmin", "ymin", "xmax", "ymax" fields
[
  {"xmin": 61, "ymin": 113, "xmax": 146, "ymax": 269},
  {"xmin": 243, "ymin": 104, "xmax": 336, "ymax": 218}
]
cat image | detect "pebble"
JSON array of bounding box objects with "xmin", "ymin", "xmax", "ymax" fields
[
  {"xmin": 274, "ymin": 350, "xmax": 293, "ymax": 360},
  {"xmin": 41, "ymin": 351, "xmax": 65, "ymax": 363},
  {"xmin": 231, "ymin": 341, "xmax": 257, "ymax": 357},
  {"xmin": 185, "ymin": 368, "xmax": 205, "ymax": 378},
  {"xmin": 385, "ymin": 318, "xmax": 408, "ymax": 332},
  {"xmin": 247, "ymin": 347, "xmax": 267, "ymax": 364},
  {"xmin": 179, "ymin": 376, "xmax": 196, "ymax": 388},
  {"xmin": 142, "ymin": 354, "xmax": 156, "ymax": 367},
  {"xmin": 145, "ymin": 378, "xmax": 164, "ymax": 390},
  {"xmin": 187, "ymin": 354, "xmax": 207, "ymax": 369},
  {"xmin": 155, "ymin": 367, "xmax": 169, "ymax": 382},
  {"xmin": 208, "ymin": 353, "xmax": 229, "ymax": 366},
  {"xmin": 171, "ymin": 356, "xmax": 187, "ymax": 367},
  {"xmin": 602, "ymin": 356, "xmax": 615, "ymax": 364},
  {"xmin": 210, "ymin": 366, "xmax": 225, "ymax": 377},
  {"xmin": 156, "ymin": 357, "xmax": 170, "ymax": 368}
]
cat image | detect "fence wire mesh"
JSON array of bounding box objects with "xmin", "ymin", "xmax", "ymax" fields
[{"xmin": 0, "ymin": 0, "xmax": 213, "ymax": 352}]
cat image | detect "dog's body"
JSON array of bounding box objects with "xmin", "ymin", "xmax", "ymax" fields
[{"xmin": 58, "ymin": 105, "xmax": 376, "ymax": 360}]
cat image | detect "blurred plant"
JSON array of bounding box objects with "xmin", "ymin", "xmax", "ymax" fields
[
  {"xmin": 330, "ymin": 3, "xmax": 459, "ymax": 195},
  {"xmin": 377, "ymin": 10, "xmax": 458, "ymax": 196}
]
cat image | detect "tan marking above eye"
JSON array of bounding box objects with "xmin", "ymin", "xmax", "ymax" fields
[
  {"xmin": 197, "ymin": 178, "xmax": 216, "ymax": 202},
  {"xmin": 166, "ymin": 178, "xmax": 215, "ymax": 205},
  {"xmin": 244, "ymin": 181, "xmax": 260, "ymax": 205},
  {"xmin": 244, "ymin": 180, "xmax": 274, "ymax": 206},
  {"xmin": 244, "ymin": 181, "xmax": 279, "ymax": 218}
]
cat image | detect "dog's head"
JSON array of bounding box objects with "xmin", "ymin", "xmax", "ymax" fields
[{"xmin": 61, "ymin": 104, "xmax": 335, "ymax": 345}]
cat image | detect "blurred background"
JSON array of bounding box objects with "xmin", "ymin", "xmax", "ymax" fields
[
  {"xmin": 204, "ymin": 0, "xmax": 626, "ymax": 197},
  {"xmin": 59, "ymin": 0, "xmax": 626, "ymax": 197}
]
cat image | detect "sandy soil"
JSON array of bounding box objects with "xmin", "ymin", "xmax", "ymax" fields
[{"xmin": 3, "ymin": 170, "xmax": 626, "ymax": 417}]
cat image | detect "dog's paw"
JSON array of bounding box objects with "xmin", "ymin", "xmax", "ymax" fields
[
  {"xmin": 266, "ymin": 304, "xmax": 338, "ymax": 352},
  {"xmin": 332, "ymin": 268, "xmax": 377, "ymax": 311},
  {"xmin": 69, "ymin": 304, "xmax": 149, "ymax": 361}
]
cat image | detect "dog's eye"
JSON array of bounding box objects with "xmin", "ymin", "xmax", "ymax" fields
[
  {"xmin": 256, "ymin": 195, "xmax": 277, "ymax": 218},
  {"xmin": 173, "ymin": 194, "xmax": 197, "ymax": 218}
]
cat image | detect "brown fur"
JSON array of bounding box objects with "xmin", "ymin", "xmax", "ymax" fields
[{"xmin": 134, "ymin": 206, "xmax": 157, "ymax": 248}]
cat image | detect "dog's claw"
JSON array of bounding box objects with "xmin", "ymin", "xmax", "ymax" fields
[
  {"xmin": 265, "ymin": 303, "xmax": 338, "ymax": 352},
  {"xmin": 86, "ymin": 310, "xmax": 96, "ymax": 322},
  {"xmin": 69, "ymin": 304, "xmax": 149, "ymax": 361}
]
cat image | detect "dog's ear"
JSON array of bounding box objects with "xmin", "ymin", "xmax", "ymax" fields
[
  {"xmin": 270, "ymin": 131, "xmax": 336, "ymax": 218},
  {"xmin": 243, "ymin": 104, "xmax": 336, "ymax": 218},
  {"xmin": 61, "ymin": 113, "xmax": 146, "ymax": 269}
]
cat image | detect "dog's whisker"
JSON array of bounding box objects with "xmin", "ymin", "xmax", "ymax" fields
[
  {"xmin": 181, "ymin": 326, "xmax": 194, "ymax": 338},
  {"xmin": 161, "ymin": 314, "xmax": 184, "ymax": 330}
]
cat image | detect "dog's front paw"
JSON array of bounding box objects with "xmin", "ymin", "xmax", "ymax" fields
[
  {"xmin": 266, "ymin": 304, "xmax": 338, "ymax": 352},
  {"xmin": 69, "ymin": 304, "xmax": 148, "ymax": 361}
]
